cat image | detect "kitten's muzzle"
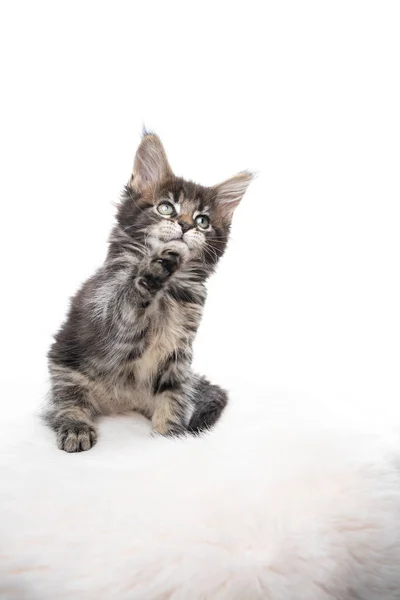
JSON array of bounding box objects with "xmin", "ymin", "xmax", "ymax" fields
[{"xmin": 178, "ymin": 220, "xmax": 193, "ymax": 234}]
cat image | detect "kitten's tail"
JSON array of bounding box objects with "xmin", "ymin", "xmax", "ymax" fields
[{"xmin": 188, "ymin": 377, "xmax": 228, "ymax": 434}]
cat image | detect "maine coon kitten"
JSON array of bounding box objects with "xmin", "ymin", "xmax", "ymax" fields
[{"xmin": 44, "ymin": 132, "xmax": 252, "ymax": 452}]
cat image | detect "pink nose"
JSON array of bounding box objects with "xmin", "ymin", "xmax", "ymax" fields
[{"xmin": 178, "ymin": 221, "xmax": 192, "ymax": 233}]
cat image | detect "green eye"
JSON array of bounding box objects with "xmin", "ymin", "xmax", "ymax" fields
[
  {"xmin": 157, "ymin": 202, "xmax": 174, "ymax": 216},
  {"xmin": 195, "ymin": 215, "xmax": 210, "ymax": 229}
]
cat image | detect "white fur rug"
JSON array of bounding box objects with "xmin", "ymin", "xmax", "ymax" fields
[{"xmin": 1, "ymin": 385, "xmax": 400, "ymax": 599}]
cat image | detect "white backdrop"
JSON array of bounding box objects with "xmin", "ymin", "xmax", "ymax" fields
[{"xmin": 1, "ymin": 1, "xmax": 399, "ymax": 429}]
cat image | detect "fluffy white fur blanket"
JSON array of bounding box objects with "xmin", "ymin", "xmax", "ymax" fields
[{"xmin": 1, "ymin": 386, "xmax": 400, "ymax": 599}]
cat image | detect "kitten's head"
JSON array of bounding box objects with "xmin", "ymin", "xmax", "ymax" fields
[{"xmin": 116, "ymin": 132, "xmax": 253, "ymax": 268}]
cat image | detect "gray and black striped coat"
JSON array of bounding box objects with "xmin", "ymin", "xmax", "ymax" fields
[{"xmin": 45, "ymin": 133, "xmax": 252, "ymax": 452}]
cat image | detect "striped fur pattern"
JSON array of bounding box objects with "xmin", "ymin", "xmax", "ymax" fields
[{"xmin": 45, "ymin": 133, "xmax": 253, "ymax": 451}]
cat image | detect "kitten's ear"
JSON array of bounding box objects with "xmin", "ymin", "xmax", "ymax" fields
[
  {"xmin": 130, "ymin": 133, "xmax": 173, "ymax": 191},
  {"xmin": 213, "ymin": 171, "xmax": 254, "ymax": 221}
]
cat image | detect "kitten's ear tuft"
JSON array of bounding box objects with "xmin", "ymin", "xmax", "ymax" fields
[
  {"xmin": 213, "ymin": 171, "xmax": 254, "ymax": 220},
  {"xmin": 130, "ymin": 132, "xmax": 173, "ymax": 191}
]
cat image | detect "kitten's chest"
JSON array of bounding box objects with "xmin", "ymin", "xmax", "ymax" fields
[
  {"xmin": 133, "ymin": 300, "xmax": 190, "ymax": 382},
  {"xmin": 98, "ymin": 307, "xmax": 186, "ymax": 414},
  {"xmin": 98, "ymin": 292, "xmax": 202, "ymax": 414}
]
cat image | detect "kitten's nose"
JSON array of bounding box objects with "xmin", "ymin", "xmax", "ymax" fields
[{"xmin": 178, "ymin": 220, "xmax": 192, "ymax": 233}]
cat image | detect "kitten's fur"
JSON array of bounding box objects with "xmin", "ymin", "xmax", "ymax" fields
[{"xmin": 44, "ymin": 133, "xmax": 252, "ymax": 452}]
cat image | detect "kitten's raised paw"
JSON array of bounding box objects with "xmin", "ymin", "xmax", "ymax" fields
[
  {"xmin": 57, "ymin": 422, "xmax": 97, "ymax": 452},
  {"xmin": 160, "ymin": 240, "xmax": 189, "ymax": 263},
  {"xmin": 154, "ymin": 243, "xmax": 188, "ymax": 276}
]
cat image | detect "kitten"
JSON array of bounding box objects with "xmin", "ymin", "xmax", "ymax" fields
[{"xmin": 44, "ymin": 132, "xmax": 253, "ymax": 452}]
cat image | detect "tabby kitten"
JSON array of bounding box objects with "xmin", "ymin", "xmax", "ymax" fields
[{"xmin": 45, "ymin": 132, "xmax": 252, "ymax": 452}]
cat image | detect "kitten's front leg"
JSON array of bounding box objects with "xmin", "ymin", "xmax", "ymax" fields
[
  {"xmin": 134, "ymin": 241, "xmax": 189, "ymax": 307},
  {"xmin": 45, "ymin": 374, "xmax": 99, "ymax": 452},
  {"xmin": 151, "ymin": 350, "xmax": 194, "ymax": 436},
  {"xmin": 151, "ymin": 391, "xmax": 193, "ymax": 436}
]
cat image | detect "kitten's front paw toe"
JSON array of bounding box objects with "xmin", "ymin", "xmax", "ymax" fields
[
  {"xmin": 57, "ymin": 422, "xmax": 97, "ymax": 452},
  {"xmin": 156, "ymin": 243, "xmax": 188, "ymax": 273},
  {"xmin": 160, "ymin": 241, "xmax": 189, "ymax": 261},
  {"xmin": 153, "ymin": 250, "xmax": 180, "ymax": 276},
  {"xmin": 152, "ymin": 423, "xmax": 187, "ymax": 437}
]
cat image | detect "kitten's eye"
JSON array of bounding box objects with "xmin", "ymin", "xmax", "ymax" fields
[
  {"xmin": 157, "ymin": 202, "xmax": 174, "ymax": 216},
  {"xmin": 195, "ymin": 215, "xmax": 210, "ymax": 229}
]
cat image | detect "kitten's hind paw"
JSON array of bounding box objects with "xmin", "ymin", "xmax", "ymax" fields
[{"xmin": 57, "ymin": 421, "xmax": 97, "ymax": 453}]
